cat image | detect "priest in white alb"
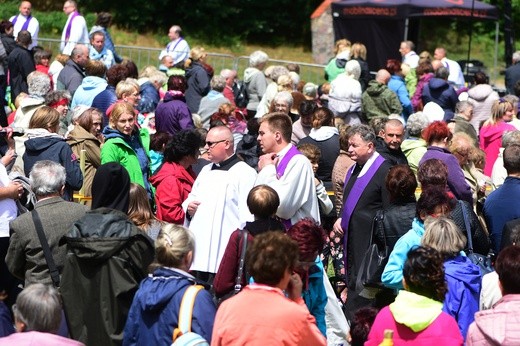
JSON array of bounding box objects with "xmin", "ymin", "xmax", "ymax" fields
[{"xmin": 182, "ymin": 126, "xmax": 256, "ymax": 282}]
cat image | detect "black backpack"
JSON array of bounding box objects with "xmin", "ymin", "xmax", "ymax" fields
[{"xmin": 233, "ymin": 80, "xmax": 249, "ymax": 108}]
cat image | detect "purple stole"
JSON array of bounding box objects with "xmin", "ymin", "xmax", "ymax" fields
[
  {"xmin": 65, "ymin": 12, "xmax": 79, "ymax": 42},
  {"xmin": 340, "ymin": 154, "xmax": 385, "ymax": 255},
  {"xmin": 11, "ymin": 15, "xmax": 32, "ymax": 31},
  {"xmin": 167, "ymin": 37, "xmax": 184, "ymax": 53},
  {"xmin": 276, "ymin": 145, "xmax": 301, "ymax": 228}
]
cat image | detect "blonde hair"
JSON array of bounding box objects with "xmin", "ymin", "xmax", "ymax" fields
[
  {"xmin": 421, "ymin": 216, "xmax": 466, "ymax": 259},
  {"xmin": 351, "ymin": 42, "xmax": 367, "ymax": 60},
  {"xmin": 484, "ymin": 99, "xmax": 514, "ymax": 126},
  {"xmin": 116, "ymin": 78, "xmax": 139, "ymax": 99},
  {"xmin": 29, "ymin": 106, "xmax": 60, "ymax": 131},
  {"xmin": 155, "ymin": 223, "xmax": 195, "ymax": 268},
  {"xmin": 184, "ymin": 46, "xmax": 206, "ymax": 68},
  {"xmin": 109, "ymin": 102, "xmax": 135, "ymax": 126},
  {"xmin": 276, "ymin": 74, "xmax": 293, "ymax": 92},
  {"xmin": 334, "ymin": 39, "xmax": 351, "ymax": 55}
]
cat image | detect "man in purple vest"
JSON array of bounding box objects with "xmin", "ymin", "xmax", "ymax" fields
[
  {"xmin": 9, "ymin": 1, "xmax": 39, "ymax": 49},
  {"xmin": 60, "ymin": 0, "xmax": 88, "ymax": 55},
  {"xmin": 332, "ymin": 124, "xmax": 391, "ymax": 316},
  {"xmin": 255, "ymin": 112, "xmax": 319, "ymax": 226}
]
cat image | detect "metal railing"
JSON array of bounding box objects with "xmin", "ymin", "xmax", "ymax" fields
[{"xmin": 39, "ymin": 38, "xmax": 327, "ymax": 85}]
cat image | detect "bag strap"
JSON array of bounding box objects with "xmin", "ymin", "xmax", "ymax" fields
[
  {"xmin": 459, "ymin": 200, "xmax": 475, "ymax": 254},
  {"xmin": 173, "ymin": 285, "xmax": 204, "ymax": 341},
  {"xmin": 31, "ymin": 210, "xmax": 61, "ymax": 288},
  {"xmin": 235, "ymin": 229, "xmax": 248, "ymax": 293},
  {"xmin": 370, "ymin": 210, "xmax": 386, "ymax": 249}
]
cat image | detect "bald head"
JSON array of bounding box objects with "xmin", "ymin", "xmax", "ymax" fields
[
  {"xmin": 19, "ymin": 1, "xmax": 32, "ymax": 16},
  {"xmin": 382, "ymin": 118, "xmax": 405, "ymax": 150},
  {"xmin": 375, "ymin": 69, "xmax": 391, "ymax": 84},
  {"xmin": 205, "ymin": 126, "xmax": 234, "ymax": 163}
]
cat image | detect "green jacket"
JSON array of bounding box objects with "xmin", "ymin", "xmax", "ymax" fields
[
  {"xmin": 101, "ymin": 128, "xmax": 150, "ymax": 188},
  {"xmin": 361, "ymin": 80, "xmax": 403, "ymax": 120}
]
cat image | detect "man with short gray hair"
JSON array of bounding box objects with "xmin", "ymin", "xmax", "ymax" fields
[
  {"xmin": 57, "ymin": 43, "xmax": 88, "ymax": 97},
  {"xmin": 399, "ymin": 40, "xmax": 419, "ymax": 68},
  {"xmin": 6, "ymin": 160, "xmax": 88, "ymax": 286},
  {"xmin": 0, "ymin": 283, "xmax": 84, "ymax": 345},
  {"xmin": 505, "ymin": 51, "xmax": 520, "ymax": 95},
  {"xmin": 197, "ymin": 75, "xmax": 229, "ymax": 127}
]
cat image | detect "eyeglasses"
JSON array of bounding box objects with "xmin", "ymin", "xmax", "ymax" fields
[{"xmin": 205, "ymin": 139, "xmax": 227, "ymax": 148}]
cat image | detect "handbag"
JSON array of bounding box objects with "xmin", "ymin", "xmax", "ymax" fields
[
  {"xmin": 216, "ymin": 229, "xmax": 248, "ymax": 306},
  {"xmin": 355, "ymin": 210, "xmax": 388, "ymax": 292},
  {"xmin": 459, "ymin": 201, "xmax": 494, "ymax": 275}
]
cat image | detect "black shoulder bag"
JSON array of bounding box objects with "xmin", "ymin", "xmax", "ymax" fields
[
  {"xmin": 459, "ymin": 200, "xmax": 494, "ymax": 275},
  {"xmin": 31, "ymin": 210, "xmax": 61, "ymax": 288}
]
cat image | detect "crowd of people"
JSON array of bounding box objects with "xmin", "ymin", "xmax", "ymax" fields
[{"xmin": 1, "ymin": 1, "xmax": 520, "ymax": 345}]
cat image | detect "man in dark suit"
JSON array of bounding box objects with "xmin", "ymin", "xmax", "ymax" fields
[
  {"xmin": 505, "ymin": 51, "xmax": 520, "ymax": 95},
  {"xmin": 6, "ymin": 160, "xmax": 87, "ymax": 286}
]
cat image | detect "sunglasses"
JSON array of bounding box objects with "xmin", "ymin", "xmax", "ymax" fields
[{"xmin": 205, "ymin": 139, "xmax": 227, "ymax": 148}]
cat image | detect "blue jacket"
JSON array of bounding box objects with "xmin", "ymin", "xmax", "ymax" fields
[
  {"xmin": 388, "ymin": 75, "xmax": 413, "ymax": 119},
  {"xmin": 185, "ymin": 62, "xmax": 210, "ymax": 113},
  {"xmin": 138, "ymin": 81, "xmax": 160, "ymax": 114},
  {"xmin": 484, "ymin": 176, "xmax": 520, "ymax": 253},
  {"xmin": 302, "ymin": 256, "xmax": 327, "ymax": 337},
  {"xmin": 71, "ymin": 76, "xmax": 108, "ymax": 109},
  {"xmin": 421, "ymin": 77, "xmax": 458, "ymax": 121},
  {"xmin": 123, "ymin": 267, "xmax": 216, "ymax": 345},
  {"xmin": 382, "ymin": 218, "xmax": 424, "ymax": 290},
  {"xmin": 443, "ymin": 255, "xmax": 481, "ymax": 340},
  {"xmin": 23, "ymin": 133, "xmax": 83, "ymax": 201},
  {"xmin": 92, "ymin": 85, "xmax": 117, "ymax": 127}
]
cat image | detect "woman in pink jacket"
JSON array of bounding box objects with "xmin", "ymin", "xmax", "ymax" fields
[
  {"xmin": 479, "ymin": 99, "xmax": 516, "ymax": 176},
  {"xmin": 366, "ymin": 246, "xmax": 463, "ymax": 346},
  {"xmin": 467, "ymin": 245, "xmax": 520, "ymax": 345}
]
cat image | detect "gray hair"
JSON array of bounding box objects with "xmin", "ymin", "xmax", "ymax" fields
[
  {"xmin": 29, "ymin": 160, "xmax": 66, "ymax": 197},
  {"xmin": 148, "ymin": 70, "xmax": 167, "ymax": 86},
  {"xmin": 455, "ymin": 101, "xmax": 473, "ymax": 114},
  {"xmin": 13, "ymin": 283, "xmax": 62, "ymax": 333},
  {"xmin": 403, "ymin": 40, "xmax": 415, "ymax": 50},
  {"xmin": 513, "ymin": 51, "xmax": 520, "ymax": 64},
  {"xmin": 502, "ymin": 130, "xmax": 520, "ymax": 148},
  {"xmin": 345, "ymin": 59, "xmax": 361, "ymax": 80},
  {"xmin": 220, "ymin": 69, "xmax": 236, "ymax": 79},
  {"xmin": 27, "ymin": 71, "xmax": 51, "ymax": 97},
  {"xmin": 270, "ymin": 66, "xmax": 290, "ymax": 83},
  {"xmin": 406, "ymin": 112, "xmax": 430, "ymax": 137},
  {"xmin": 44, "ymin": 90, "xmax": 71, "ymax": 105},
  {"xmin": 435, "ymin": 66, "xmax": 449, "ymax": 80},
  {"xmin": 210, "ymin": 75, "xmax": 226, "ymax": 92},
  {"xmin": 346, "ymin": 124, "xmax": 377, "ymax": 145},
  {"xmin": 249, "ymin": 50, "xmax": 269, "ymax": 68},
  {"xmin": 274, "ymin": 91, "xmax": 293, "ymax": 108}
]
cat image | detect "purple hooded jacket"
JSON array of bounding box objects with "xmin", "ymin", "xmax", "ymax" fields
[{"xmin": 155, "ymin": 90, "xmax": 194, "ymax": 136}]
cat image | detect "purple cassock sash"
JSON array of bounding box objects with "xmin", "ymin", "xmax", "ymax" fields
[
  {"xmin": 11, "ymin": 15, "xmax": 32, "ymax": 31},
  {"xmin": 65, "ymin": 12, "xmax": 79, "ymax": 42},
  {"xmin": 276, "ymin": 145, "xmax": 302, "ymax": 229},
  {"xmin": 340, "ymin": 154, "xmax": 385, "ymax": 254}
]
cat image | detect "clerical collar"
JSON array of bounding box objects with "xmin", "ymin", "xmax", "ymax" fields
[
  {"xmin": 211, "ymin": 154, "xmax": 240, "ymax": 171},
  {"xmin": 275, "ymin": 143, "xmax": 293, "ymax": 160},
  {"xmin": 356, "ymin": 152, "xmax": 381, "ymax": 178}
]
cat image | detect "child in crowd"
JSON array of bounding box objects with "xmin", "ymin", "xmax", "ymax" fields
[
  {"xmin": 148, "ymin": 131, "xmax": 171, "ymax": 175},
  {"xmin": 297, "ymin": 143, "xmax": 333, "ymax": 220},
  {"xmin": 34, "ymin": 48, "xmax": 52, "ymax": 75}
]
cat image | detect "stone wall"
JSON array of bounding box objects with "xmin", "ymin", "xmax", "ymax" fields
[{"xmin": 311, "ymin": 5, "xmax": 334, "ymax": 65}]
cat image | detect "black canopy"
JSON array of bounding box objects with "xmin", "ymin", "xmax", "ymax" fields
[{"xmin": 331, "ymin": 0, "xmax": 498, "ymax": 71}]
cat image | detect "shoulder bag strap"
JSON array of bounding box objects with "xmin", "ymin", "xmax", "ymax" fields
[
  {"xmin": 235, "ymin": 229, "xmax": 248, "ymax": 293},
  {"xmin": 31, "ymin": 210, "xmax": 61, "ymax": 288},
  {"xmin": 173, "ymin": 285, "xmax": 204, "ymax": 341},
  {"xmin": 458, "ymin": 200, "xmax": 475, "ymax": 254}
]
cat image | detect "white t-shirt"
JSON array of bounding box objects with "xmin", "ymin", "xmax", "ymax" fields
[{"xmin": 0, "ymin": 164, "xmax": 18, "ymax": 237}]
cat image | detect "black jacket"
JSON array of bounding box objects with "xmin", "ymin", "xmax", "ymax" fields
[
  {"xmin": 61, "ymin": 208, "xmax": 155, "ymax": 346},
  {"xmin": 7, "ymin": 44, "xmax": 35, "ymax": 100},
  {"xmin": 375, "ymin": 137, "xmax": 408, "ymax": 166},
  {"xmin": 23, "ymin": 133, "xmax": 83, "ymax": 201}
]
